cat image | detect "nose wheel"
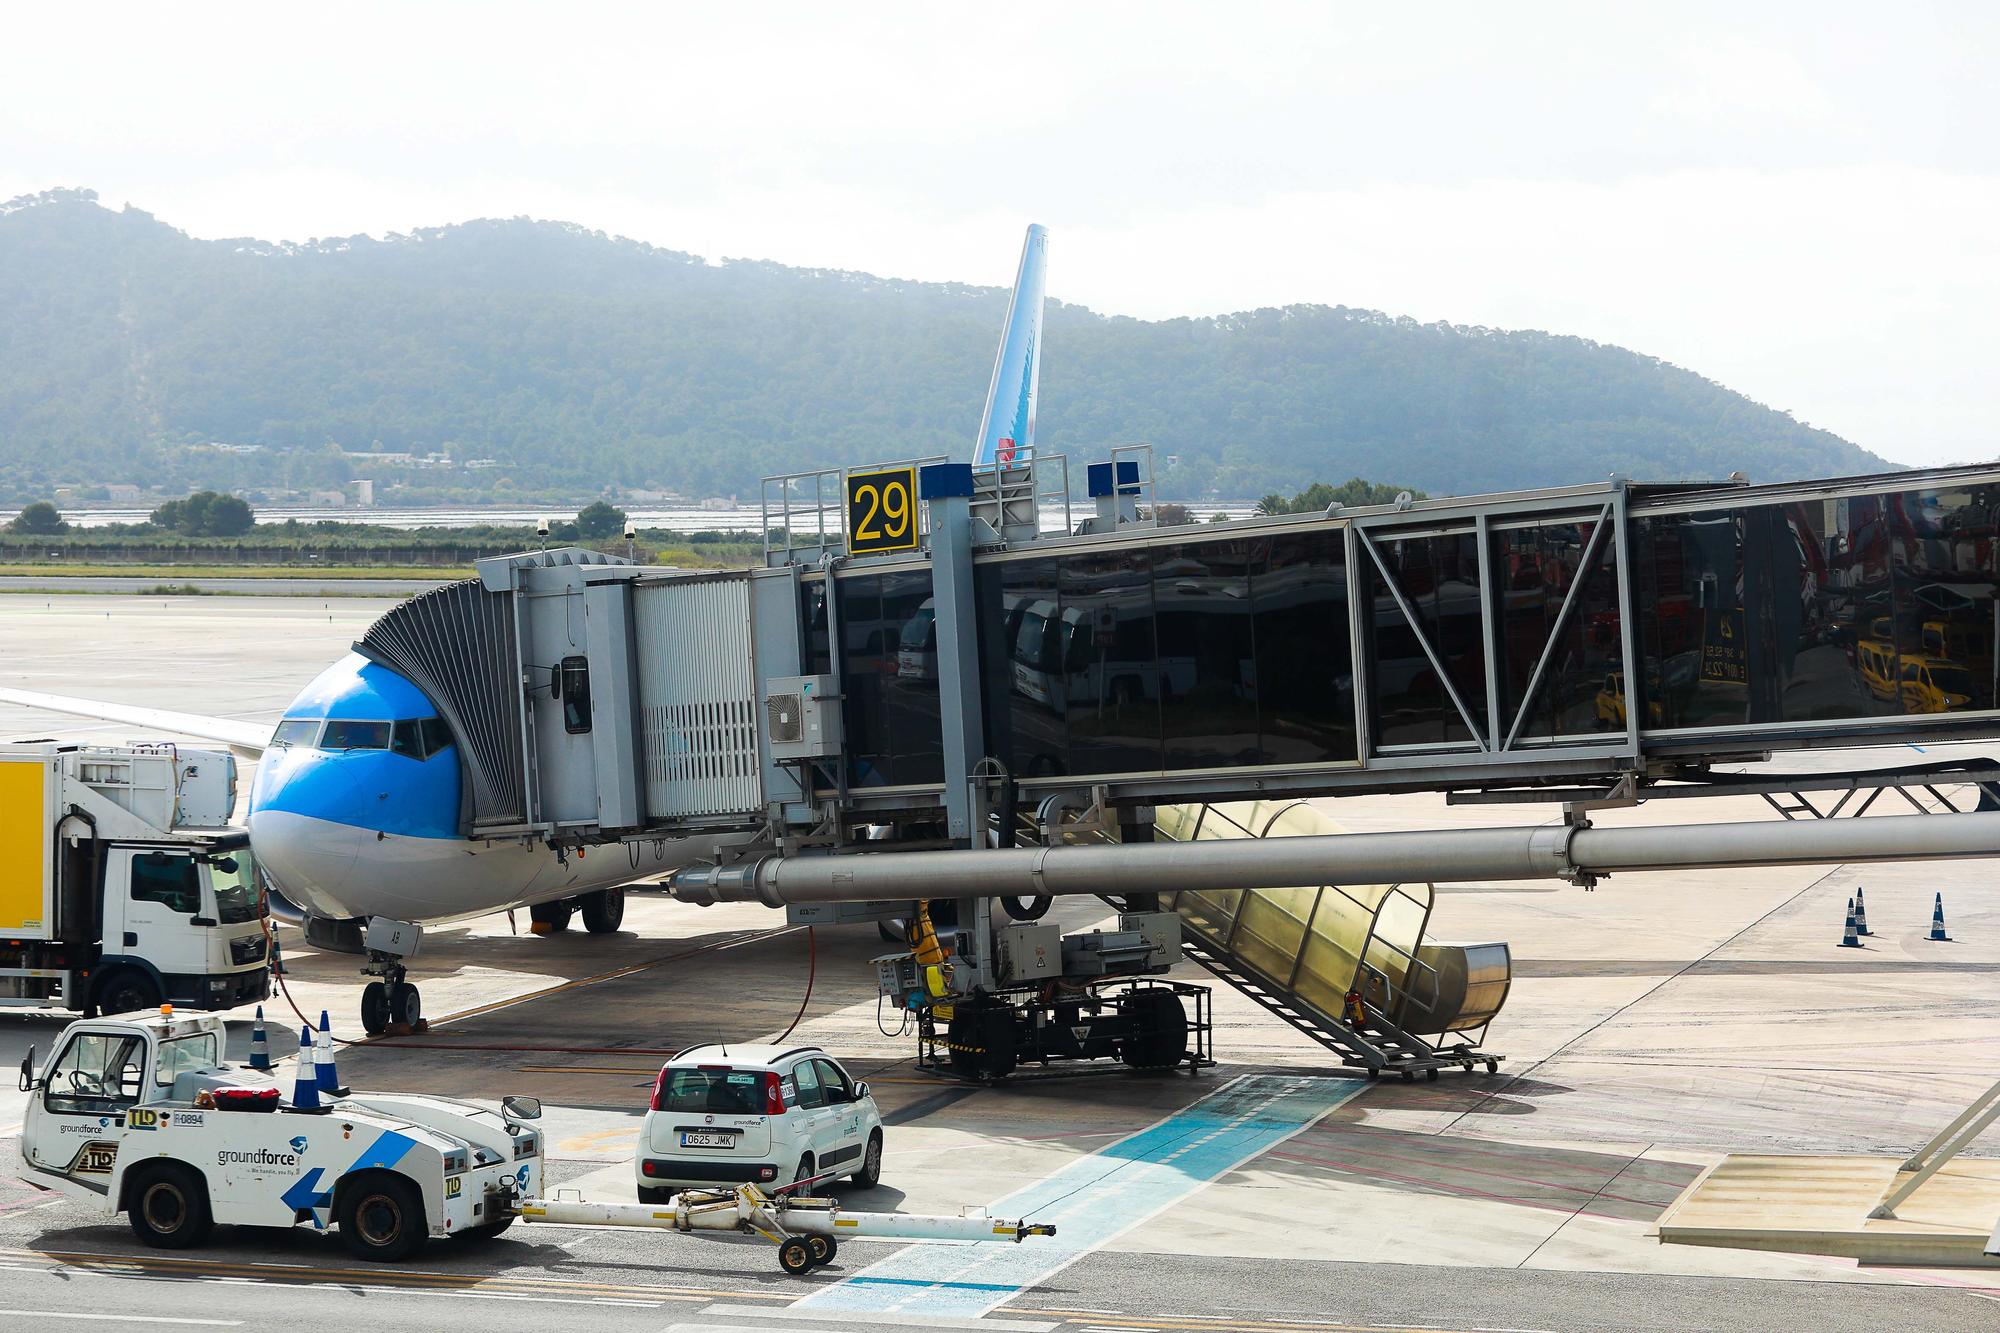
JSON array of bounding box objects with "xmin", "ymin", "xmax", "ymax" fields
[{"xmin": 359, "ymin": 961, "xmax": 424, "ymax": 1036}]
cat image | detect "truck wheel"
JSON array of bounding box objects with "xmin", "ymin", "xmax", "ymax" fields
[
  {"xmin": 338, "ymin": 1172, "xmax": 427, "ymax": 1261},
  {"xmin": 851, "ymin": 1131, "xmax": 883, "ymax": 1188},
  {"xmin": 1118, "ymin": 990, "xmax": 1189, "ymax": 1070},
  {"xmin": 389, "ymin": 982, "xmax": 421, "ymax": 1029},
  {"xmin": 530, "ymin": 900, "xmax": 573, "ymax": 933},
  {"xmin": 128, "ymin": 1162, "xmax": 213, "ymax": 1249},
  {"xmin": 95, "ymin": 968, "xmax": 161, "ymax": 1016},
  {"xmin": 360, "ymin": 982, "xmax": 391, "ymax": 1036},
  {"xmin": 581, "ymin": 887, "xmax": 625, "ymax": 934}
]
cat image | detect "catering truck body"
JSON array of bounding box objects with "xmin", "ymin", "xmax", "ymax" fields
[{"xmin": 0, "ymin": 743, "xmax": 269, "ymax": 1015}]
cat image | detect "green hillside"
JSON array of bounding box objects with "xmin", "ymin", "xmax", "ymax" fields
[{"xmin": 0, "ymin": 188, "xmax": 1894, "ymax": 503}]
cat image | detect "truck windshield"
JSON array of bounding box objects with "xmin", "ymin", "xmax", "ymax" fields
[
  {"xmin": 207, "ymin": 855, "xmax": 262, "ymax": 925},
  {"xmin": 156, "ymin": 1031, "xmax": 221, "ymax": 1083}
]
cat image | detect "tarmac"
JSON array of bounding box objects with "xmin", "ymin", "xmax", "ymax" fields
[{"xmin": 0, "ymin": 592, "xmax": 1997, "ymax": 1331}]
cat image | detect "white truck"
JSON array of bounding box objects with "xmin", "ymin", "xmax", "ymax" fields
[
  {"xmin": 19, "ymin": 1009, "xmax": 544, "ymax": 1260},
  {"xmin": 19, "ymin": 1010, "xmax": 1058, "ymax": 1273},
  {"xmin": 0, "ymin": 743, "xmax": 270, "ymax": 1015}
]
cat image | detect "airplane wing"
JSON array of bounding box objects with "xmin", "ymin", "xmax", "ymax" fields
[{"xmin": 0, "ymin": 686, "xmax": 272, "ymax": 754}]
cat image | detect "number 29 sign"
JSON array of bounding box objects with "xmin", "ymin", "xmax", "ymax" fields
[{"xmin": 845, "ymin": 466, "xmax": 919, "ymax": 555}]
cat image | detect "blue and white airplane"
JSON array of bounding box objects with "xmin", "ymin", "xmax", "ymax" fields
[{"xmin": 0, "ymin": 223, "xmax": 1050, "ymax": 1034}]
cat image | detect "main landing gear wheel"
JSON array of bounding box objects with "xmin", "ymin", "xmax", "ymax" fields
[
  {"xmin": 581, "ymin": 887, "xmax": 625, "ymax": 934},
  {"xmin": 530, "ymin": 900, "xmax": 573, "ymax": 934},
  {"xmin": 807, "ymin": 1234, "xmax": 837, "ymax": 1267},
  {"xmin": 389, "ymin": 981, "xmax": 421, "ymax": 1029},
  {"xmin": 361, "ymin": 981, "xmax": 391, "ymax": 1036},
  {"xmin": 778, "ymin": 1236, "xmax": 814, "ymax": 1275}
]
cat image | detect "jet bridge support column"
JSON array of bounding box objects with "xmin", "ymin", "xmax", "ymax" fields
[{"xmin": 921, "ymin": 463, "xmax": 986, "ymax": 845}]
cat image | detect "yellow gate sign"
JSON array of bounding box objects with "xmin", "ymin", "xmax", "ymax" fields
[{"xmin": 845, "ymin": 466, "xmax": 919, "ymax": 555}]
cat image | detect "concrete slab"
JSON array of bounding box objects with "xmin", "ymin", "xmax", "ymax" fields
[{"xmin": 1659, "ymin": 1154, "xmax": 2000, "ymax": 1266}]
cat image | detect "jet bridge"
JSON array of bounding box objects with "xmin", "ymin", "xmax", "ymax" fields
[{"xmin": 352, "ymin": 454, "xmax": 2000, "ymax": 1074}]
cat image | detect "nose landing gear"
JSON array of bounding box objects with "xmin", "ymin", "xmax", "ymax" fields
[{"xmin": 356, "ymin": 917, "xmax": 426, "ymax": 1036}]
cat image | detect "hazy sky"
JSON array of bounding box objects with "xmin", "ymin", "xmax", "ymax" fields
[{"xmin": 6, "ymin": 3, "xmax": 1996, "ymax": 467}]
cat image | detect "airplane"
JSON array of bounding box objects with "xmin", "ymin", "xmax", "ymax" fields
[{"xmin": 0, "ymin": 222, "xmax": 1051, "ymax": 1035}]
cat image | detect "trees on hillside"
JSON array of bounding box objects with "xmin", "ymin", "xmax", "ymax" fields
[
  {"xmin": 575, "ymin": 501, "xmax": 628, "ymax": 539},
  {"xmin": 1257, "ymin": 478, "xmax": 1430, "ymax": 515},
  {"xmin": 151, "ymin": 491, "xmax": 255, "ymax": 536},
  {"xmin": 7, "ymin": 500, "xmax": 66, "ymax": 534}
]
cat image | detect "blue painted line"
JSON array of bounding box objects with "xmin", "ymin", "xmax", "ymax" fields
[{"xmin": 792, "ymin": 1073, "xmax": 1365, "ymax": 1319}]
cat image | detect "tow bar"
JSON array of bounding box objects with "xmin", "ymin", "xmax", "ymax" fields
[{"xmin": 508, "ymin": 1181, "xmax": 1057, "ymax": 1276}]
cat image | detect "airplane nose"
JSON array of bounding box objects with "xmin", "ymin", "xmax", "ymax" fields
[{"xmin": 248, "ymin": 754, "xmax": 372, "ymax": 919}]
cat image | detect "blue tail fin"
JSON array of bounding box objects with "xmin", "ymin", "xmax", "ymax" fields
[{"xmin": 972, "ymin": 224, "xmax": 1048, "ymax": 467}]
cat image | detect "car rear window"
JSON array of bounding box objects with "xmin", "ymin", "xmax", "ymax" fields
[{"xmin": 658, "ymin": 1067, "xmax": 765, "ymax": 1114}]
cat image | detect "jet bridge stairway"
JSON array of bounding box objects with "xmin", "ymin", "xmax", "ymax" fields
[{"xmin": 1142, "ymin": 801, "xmax": 1512, "ymax": 1080}]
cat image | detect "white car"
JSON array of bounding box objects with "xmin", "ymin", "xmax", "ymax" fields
[{"xmin": 636, "ymin": 1044, "xmax": 884, "ymax": 1203}]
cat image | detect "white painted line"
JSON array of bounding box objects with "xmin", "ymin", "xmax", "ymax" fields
[
  {"xmin": 699, "ymin": 1302, "xmax": 1057, "ymax": 1330},
  {"xmin": 0, "ymin": 1314, "xmax": 242, "ymax": 1327}
]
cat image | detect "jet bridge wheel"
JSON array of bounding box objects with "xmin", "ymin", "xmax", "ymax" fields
[
  {"xmin": 1118, "ymin": 989, "xmax": 1189, "ymax": 1070},
  {"xmin": 947, "ymin": 1002, "xmax": 1018, "ymax": 1082}
]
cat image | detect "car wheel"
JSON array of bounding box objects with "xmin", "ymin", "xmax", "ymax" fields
[
  {"xmin": 851, "ymin": 1131, "xmax": 883, "ymax": 1188},
  {"xmin": 637, "ymin": 1186, "xmax": 674, "ymax": 1205},
  {"xmin": 793, "ymin": 1153, "xmax": 816, "ymax": 1189},
  {"xmin": 127, "ymin": 1163, "xmax": 213, "ymax": 1249},
  {"xmin": 338, "ymin": 1171, "xmax": 427, "ymax": 1262}
]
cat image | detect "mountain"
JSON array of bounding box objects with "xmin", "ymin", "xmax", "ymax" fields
[{"xmin": 0, "ymin": 188, "xmax": 1895, "ymax": 504}]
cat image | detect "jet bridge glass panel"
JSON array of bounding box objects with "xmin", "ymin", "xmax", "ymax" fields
[
  {"xmin": 1360, "ymin": 529, "xmax": 1488, "ymax": 748},
  {"xmin": 805, "ymin": 570, "xmax": 945, "ymax": 789},
  {"xmin": 975, "ymin": 529, "xmax": 1357, "ymax": 782},
  {"xmin": 1492, "ymin": 518, "xmax": 1625, "ymax": 744},
  {"xmin": 1632, "ymin": 481, "xmax": 2000, "ymax": 732}
]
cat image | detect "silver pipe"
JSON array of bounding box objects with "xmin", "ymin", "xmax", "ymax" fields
[{"xmin": 668, "ymin": 811, "xmax": 2000, "ymax": 907}]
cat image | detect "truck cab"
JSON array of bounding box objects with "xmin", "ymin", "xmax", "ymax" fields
[{"xmin": 93, "ymin": 839, "xmax": 270, "ymax": 1012}]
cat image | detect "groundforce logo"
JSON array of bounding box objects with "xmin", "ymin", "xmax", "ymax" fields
[{"xmin": 218, "ymin": 1147, "xmax": 299, "ymax": 1169}]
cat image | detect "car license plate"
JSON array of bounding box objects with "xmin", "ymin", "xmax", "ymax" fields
[{"xmin": 680, "ymin": 1130, "xmax": 735, "ymax": 1149}]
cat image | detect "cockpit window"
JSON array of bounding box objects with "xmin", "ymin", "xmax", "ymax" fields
[
  {"xmin": 391, "ymin": 719, "xmax": 425, "ymax": 760},
  {"xmin": 321, "ymin": 720, "xmax": 392, "ymax": 750},
  {"xmin": 271, "ymin": 719, "xmax": 320, "ymax": 747},
  {"xmin": 420, "ymin": 717, "xmax": 454, "ymax": 755}
]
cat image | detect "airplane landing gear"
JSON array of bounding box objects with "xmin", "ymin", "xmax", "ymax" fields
[{"xmin": 357, "ymin": 918, "xmax": 426, "ymax": 1036}]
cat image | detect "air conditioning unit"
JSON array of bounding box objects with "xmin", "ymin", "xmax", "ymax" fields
[{"xmin": 764, "ymin": 674, "xmax": 841, "ymax": 760}]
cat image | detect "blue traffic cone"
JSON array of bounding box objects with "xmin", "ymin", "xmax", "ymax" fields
[
  {"xmin": 1839, "ymin": 898, "xmax": 1862, "ymax": 948},
  {"xmin": 315, "ymin": 1009, "xmax": 340, "ymax": 1095},
  {"xmin": 1852, "ymin": 886, "xmax": 1871, "ymax": 937},
  {"xmin": 291, "ymin": 1025, "xmax": 320, "ymax": 1110},
  {"xmin": 248, "ymin": 1006, "xmax": 271, "ymax": 1070},
  {"xmin": 1929, "ymin": 893, "xmax": 1952, "ymax": 942}
]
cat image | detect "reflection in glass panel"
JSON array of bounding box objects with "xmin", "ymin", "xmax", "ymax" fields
[
  {"xmin": 1249, "ymin": 531, "xmax": 1357, "ymax": 764},
  {"xmin": 833, "ymin": 576, "xmax": 888, "ymax": 785},
  {"xmin": 876, "ymin": 570, "xmax": 944, "ymax": 785},
  {"xmin": 1157, "ymin": 539, "xmax": 1260, "ymax": 769},
  {"xmin": 1492, "ymin": 520, "xmax": 1624, "ymax": 742},
  {"xmin": 1632, "ymin": 482, "xmax": 2000, "ymax": 730},
  {"xmin": 995, "ymin": 558, "xmax": 1067, "ymax": 778},
  {"xmin": 1060, "ymin": 549, "xmax": 1162, "ymax": 775},
  {"xmin": 1230, "ymin": 886, "xmax": 1318, "ymax": 984},
  {"xmin": 1365, "ymin": 531, "xmax": 1488, "ymax": 746}
]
